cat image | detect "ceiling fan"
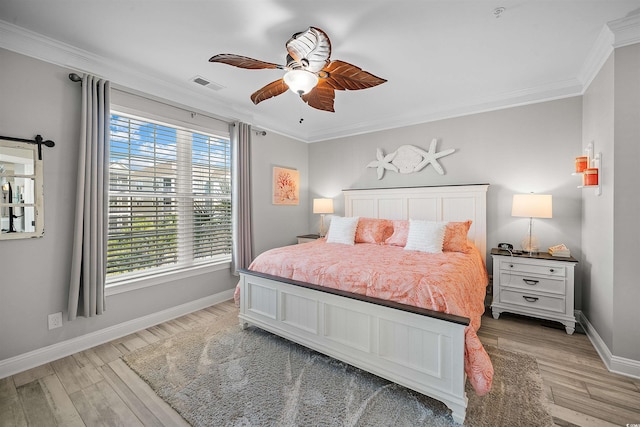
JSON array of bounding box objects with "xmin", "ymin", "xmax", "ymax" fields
[{"xmin": 209, "ymin": 27, "xmax": 386, "ymax": 112}]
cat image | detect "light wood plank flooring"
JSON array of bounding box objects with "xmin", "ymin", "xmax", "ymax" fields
[
  {"xmin": 478, "ymin": 311, "xmax": 640, "ymax": 427},
  {"xmin": 1, "ymin": 300, "xmax": 638, "ymax": 426}
]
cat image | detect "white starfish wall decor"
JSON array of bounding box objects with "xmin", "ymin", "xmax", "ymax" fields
[{"xmin": 366, "ymin": 139, "xmax": 456, "ymax": 179}]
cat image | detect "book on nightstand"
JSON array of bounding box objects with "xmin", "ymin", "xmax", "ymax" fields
[{"xmin": 548, "ymin": 243, "xmax": 571, "ymax": 257}]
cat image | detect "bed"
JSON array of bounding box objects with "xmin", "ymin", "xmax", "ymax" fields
[{"xmin": 237, "ymin": 184, "xmax": 490, "ymax": 423}]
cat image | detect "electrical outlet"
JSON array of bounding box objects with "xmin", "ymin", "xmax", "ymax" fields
[{"xmin": 48, "ymin": 312, "xmax": 63, "ymax": 330}]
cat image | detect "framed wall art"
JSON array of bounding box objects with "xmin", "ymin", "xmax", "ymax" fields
[{"xmin": 272, "ymin": 166, "xmax": 299, "ymax": 205}]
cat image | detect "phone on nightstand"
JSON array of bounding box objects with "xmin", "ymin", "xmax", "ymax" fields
[{"xmin": 498, "ymin": 242, "xmax": 513, "ymax": 251}]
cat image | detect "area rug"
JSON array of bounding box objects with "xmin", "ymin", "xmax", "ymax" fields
[{"xmin": 124, "ymin": 310, "xmax": 553, "ymax": 426}]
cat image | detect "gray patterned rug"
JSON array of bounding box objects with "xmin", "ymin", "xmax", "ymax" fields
[{"xmin": 124, "ymin": 310, "xmax": 552, "ymax": 426}]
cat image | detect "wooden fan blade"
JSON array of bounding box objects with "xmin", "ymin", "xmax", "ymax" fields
[
  {"xmin": 250, "ymin": 79, "xmax": 289, "ymax": 105},
  {"xmin": 323, "ymin": 60, "xmax": 387, "ymax": 91},
  {"xmin": 209, "ymin": 54, "xmax": 283, "ymax": 70},
  {"xmin": 301, "ymin": 82, "xmax": 335, "ymax": 112}
]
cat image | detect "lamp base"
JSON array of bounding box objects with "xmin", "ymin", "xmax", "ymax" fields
[
  {"xmin": 319, "ymin": 214, "xmax": 326, "ymax": 237},
  {"xmin": 521, "ymin": 235, "xmax": 539, "ymax": 254}
]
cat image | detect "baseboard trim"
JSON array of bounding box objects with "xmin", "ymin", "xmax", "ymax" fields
[
  {"xmin": 0, "ymin": 289, "xmax": 235, "ymax": 380},
  {"xmin": 575, "ymin": 310, "xmax": 640, "ymax": 380}
]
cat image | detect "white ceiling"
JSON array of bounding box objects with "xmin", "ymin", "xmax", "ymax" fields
[{"xmin": 1, "ymin": 1, "xmax": 639, "ymax": 142}]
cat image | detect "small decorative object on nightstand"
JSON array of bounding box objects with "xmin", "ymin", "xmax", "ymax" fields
[
  {"xmin": 490, "ymin": 248, "xmax": 578, "ymax": 334},
  {"xmin": 297, "ymin": 234, "xmax": 320, "ymax": 244}
]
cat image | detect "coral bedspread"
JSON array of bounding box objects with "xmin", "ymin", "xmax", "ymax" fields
[{"xmin": 237, "ymin": 239, "xmax": 493, "ymax": 395}]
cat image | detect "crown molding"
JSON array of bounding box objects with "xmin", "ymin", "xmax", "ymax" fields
[
  {"xmin": 609, "ymin": 13, "xmax": 640, "ymax": 48},
  {"xmin": 577, "ymin": 25, "xmax": 615, "ymax": 90},
  {"xmin": 0, "ymin": 20, "xmax": 253, "ymax": 127},
  {"xmin": 0, "ymin": 19, "xmax": 93, "ymax": 69},
  {"xmin": 578, "ymin": 14, "xmax": 640, "ymax": 91},
  {"xmin": 2, "ymin": 16, "xmax": 637, "ymax": 144},
  {"xmin": 306, "ymin": 78, "xmax": 583, "ymax": 143}
]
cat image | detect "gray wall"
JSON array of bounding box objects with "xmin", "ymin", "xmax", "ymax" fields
[
  {"xmin": 308, "ymin": 97, "xmax": 584, "ymax": 300},
  {"xmin": 250, "ymin": 131, "xmax": 310, "ymax": 256},
  {"xmin": 582, "ymin": 43, "xmax": 640, "ymax": 361},
  {"xmin": 612, "ymin": 44, "xmax": 640, "ymax": 360},
  {"xmin": 582, "ymin": 54, "xmax": 615, "ymax": 350},
  {"xmin": 0, "ymin": 48, "xmax": 236, "ymax": 361}
]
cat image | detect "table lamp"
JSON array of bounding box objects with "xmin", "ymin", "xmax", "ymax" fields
[
  {"xmin": 511, "ymin": 193, "xmax": 552, "ymax": 255},
  {"xmin": 313, "ymin": 198, "xmax": 334, "ymax": 237}
]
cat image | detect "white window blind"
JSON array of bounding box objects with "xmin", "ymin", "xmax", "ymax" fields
[{"xmin": 108, "ymin": 112, "xmax": 231, "ymax": 278}]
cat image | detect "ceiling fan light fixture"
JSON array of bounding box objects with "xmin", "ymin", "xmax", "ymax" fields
[
  {"xmin": 209, "ymin": 26, "xmax": 386, "ymax": 111},
  {"xmin": 283, "ymin": 69, "xmax": 318, "ymax": 95}
]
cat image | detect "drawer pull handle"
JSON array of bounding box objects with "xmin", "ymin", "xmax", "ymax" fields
[
  {"xmin": 523, "ymin": 279, "xmax": 539, "ymax": 286},
  {"xmin": 509, "ymin": 264, "xmax": 514, "ymax": 268},
  {"xmin": 523, "ymin": 296, "xmax": 539, "ymax": 303},
  {"xmin": 549, "ymin": 268, "xmax": 555, "ymax": 273}
]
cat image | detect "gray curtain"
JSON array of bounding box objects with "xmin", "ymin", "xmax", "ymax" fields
[
  {"xmin": 231, "ymin": 122, "xmax": 253, "ymax": 275},
  {"xmin": 68, "ymin": 75, "xmax": 111, "ymax": 320}
]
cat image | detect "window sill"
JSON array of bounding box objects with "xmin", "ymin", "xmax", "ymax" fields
[{"xmin": 105, "ymin": 261, "xmax": 231, "ymax": 296}]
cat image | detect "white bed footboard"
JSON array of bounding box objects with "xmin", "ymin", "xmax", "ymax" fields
[{"xmin": 238, "ymin": 270, "xmax": 469, "ymax": 423}]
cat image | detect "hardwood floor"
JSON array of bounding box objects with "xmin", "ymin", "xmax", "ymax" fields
[
  {"xmin": 478, "ymin": 311, "xmax": 640, "ymax": 427},
  {"xmin": 1, "ymin": 300, "xmax": 638, "ymax": 426},
  {"xmin": 0, "ymin": 302, "xmax": 236, "ymax": 427}
]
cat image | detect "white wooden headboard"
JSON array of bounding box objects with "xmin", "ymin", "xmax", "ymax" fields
[{"xmin": 343, "ymin": 185, "xmax": 489, "ymax": 263}]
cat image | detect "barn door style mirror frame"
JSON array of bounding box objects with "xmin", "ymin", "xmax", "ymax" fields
[{"xmin": 0, "ymin": 134, "xmax": 54, "ymax": 240}]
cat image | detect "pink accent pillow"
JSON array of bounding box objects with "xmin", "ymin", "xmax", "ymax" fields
[
  {"xmin": 443, "ymin": 220, "xmax": 473, "ymax": 252},
  {"xmin": 385, "ymin": 220, "xmax": 410, "ymax": 246},
  {"xmin": 355, "ymin": 218, "xmax": 393, "ymax": 244}
]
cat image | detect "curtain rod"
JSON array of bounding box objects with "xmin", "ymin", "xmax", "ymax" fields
[
  {"xmin": 68, "ymin": 72, "xmax": 236, "ymax": 127},
  {"xmin": 230, "ymin": 123, "xmax": 267, "ymax": 136},
  {"xmin": 68, "ymin": 73, "xmax": 268, "ymax": 135},
  {"xmin": 68, "ymin": 73, "xmax": 82, "ymax": 83}
]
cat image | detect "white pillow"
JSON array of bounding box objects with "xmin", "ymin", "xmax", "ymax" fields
[
  {"xmin": 404, "ymin": 219, "xmax": 446, "ymax": 253},
  {"xmin": 326, "ymin": 216, "xmax": 359, "ymax": 245}
]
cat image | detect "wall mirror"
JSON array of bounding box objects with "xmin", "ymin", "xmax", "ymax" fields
[{"xmin": 0, "ymin": 138, "xmax": 45, "ymax": 239}]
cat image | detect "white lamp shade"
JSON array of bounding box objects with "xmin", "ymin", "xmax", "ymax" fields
[
  {"xmin": 284, "ymin": 70, "xmax": 319, "ymax": 95},
  {"xmin": 313, "ymin": 198, "xmax": 334, "ymax": 214},
  {"xmin": 511, "ymin": 194, "xmax": 552, "ymax": 218}
]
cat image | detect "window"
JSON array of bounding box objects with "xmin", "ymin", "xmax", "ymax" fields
[{"xmin": 108, "ymin": 112, "xmax": 231, "ymax": 280}]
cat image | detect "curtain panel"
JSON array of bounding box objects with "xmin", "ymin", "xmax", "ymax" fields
[
  {"xmin": 68, "ymin": 75, "xmax": 110, "ymax": 320},
  {"xmin": 231, "ymin": 122, "xmax": 253, "ymax": 275}
]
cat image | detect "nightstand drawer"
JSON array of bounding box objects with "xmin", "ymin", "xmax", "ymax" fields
[
  {"xmin": 499, "ymin": 259, "xmax": 565, "ymax": 277},
  {"xmin": 499, "ymin": 272, "xmax": 565, "ymax": 295},
  {"xmin": 500, "ymin": 289, "xmax": 565, "ymax": 313}
]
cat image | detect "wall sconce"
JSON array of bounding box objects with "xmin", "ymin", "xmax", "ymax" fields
[
  {"xmin": 574, "ymin": 142, "xmax": 601, "ymax": 196},
  {"xmin": 313, "ymin": 198, "xmax": 334, "ymax": 237},
  {"xmin": 512, "ymin": 193, "xmax": 552, "ymax": 255}
]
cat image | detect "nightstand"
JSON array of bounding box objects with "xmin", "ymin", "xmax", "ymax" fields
[
  {"xmin": 297, "ymin": 234, "xmax": 321, "ymax": 244},
  {"xmin": 490, "ymin": 248, "xmax": 578, "ymax": 334}
]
